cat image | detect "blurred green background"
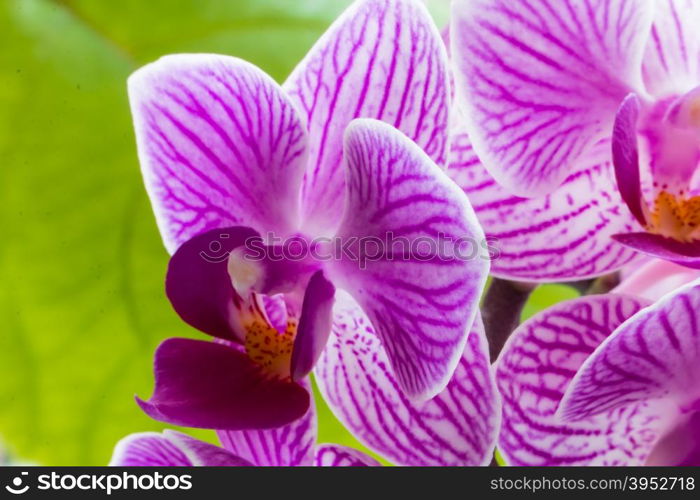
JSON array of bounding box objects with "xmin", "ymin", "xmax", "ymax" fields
[{"xmin": 0, "ymin": 0, "xmax": 574, "ymax": 465}]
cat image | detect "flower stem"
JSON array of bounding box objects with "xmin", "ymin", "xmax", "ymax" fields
[{"xmin": 481, "ymin": 278, "xmax": 536, "ymax": 363}]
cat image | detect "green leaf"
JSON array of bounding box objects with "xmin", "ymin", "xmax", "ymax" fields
[
  {"xmin": 521, "ymin": 284, "xmax": 580, "ymax": 322},
  {"xmin": 0, "ymin": 0, "xmax": 365, "ymax": 465}
]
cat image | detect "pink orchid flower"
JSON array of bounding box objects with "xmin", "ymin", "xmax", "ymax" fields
[
  {"xmin": 449, "ymin": 0, "xmax": 700, "ymax": 278},
  {"xmin": 495, "ymin": 258, "xmax": 700, "ymax": 465},
  {"xmin": 126, "ymin": 0, "xmax": 499, "ymax": 465}
]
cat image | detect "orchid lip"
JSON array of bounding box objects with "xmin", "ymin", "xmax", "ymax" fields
[{"xmin": 612, "ymin": 91, "xmax": 700, "ymax": 249}]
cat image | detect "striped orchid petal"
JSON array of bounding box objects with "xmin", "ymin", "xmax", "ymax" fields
[
  {"xmin": 642, "ymin": 0, "xmax": 700, "ymax": 98},
  {"xmin": 314, "ymin": 444, "xmax": 381, "ymax": 467},
  {"xmin": 284, "ymin": 0, "xmax": 449, "ymax": 234},
  {"xmin": 496, "ymin": 294, "xmax": 667, "ymax": 466},
  {"xmin": 448, "ymin": 127, "xmax": 638, "ymax": 281},
  {"xmin": 110, "ymin": 431, "xmax": 251, "ymax": 466},
  {"xmin": 330, "ymin": 120, "xmax": 489, "ymax": 400},
  {"xmin": 217, "ymin": 379, "xmax": 317, "ymax": 466},
  {"xmin": 315, "ymin": 292, "xmax": 500, "ymax": 466},
  {"xmin": 129, "ymin": 54, "xmax": 308, "ymax": 253},
  {"xmin": 450, "ymin": 0, "xmax": 653, "ymax": 196},
  {"xmin": 561, "ymin": 279, "xmax": 700, "ymax": 421}
]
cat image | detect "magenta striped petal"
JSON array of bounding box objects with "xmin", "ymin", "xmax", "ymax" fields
[
  {"xmin": 448, "ymin": 127, "xmax": 637, "ymax": 281},
  {"xmin": 642, "ymin": 0, "xmax": 700, "ymax": 97},
  {"xmin": 129, "ymin": 54, "xmax": 308, "ymax": 253},
  {"xmin": 315, "ymin": 292, "xmax": 500, "ymax": 466},
  {"xmin": 496, "ymin": 294, "xmax": 667, "ymax": 466},
  {"xmin": 284, "ymin": 0, "xmax": 449, "ymax": 233},
  {"xmin": 314, "ymin": 444, "xmax": 381, "ymax": 467},
  {"xmin": 330, "ymin": 120, "xmax": 489, "ymax": 400},
  {"xmin": 110, "ymin": 431, "xmax": 251, "ymax": 466},
  {"xmin": 217, "ymin": 379, "xmax": 317, "ymax": 466},
  {"xmin": 561, "ymin": 279, "xmax": 700, "ymax": 421},
  {"xmin": 450, "ymin": 0, "xmax": 652, "ymax": 196}
]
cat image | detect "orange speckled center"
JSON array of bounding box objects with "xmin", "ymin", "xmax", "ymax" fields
[
  {"xmin": 244, "ymin": 318, "xmax": 297, "ymax": 379},
  {"xmin": 648, "ymin": 191, "xmax": 700, "ymax": 242}
]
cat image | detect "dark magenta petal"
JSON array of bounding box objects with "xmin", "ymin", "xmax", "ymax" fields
[
  {"xmin": 166, "ymin": 226, "xmax": 260, "ymax": 341},
  {"xmin": 291, "ymin": 270, "xmax": 336, "ymax": 381},
  {"xmin": 136, "ymin": 338, "xmax": 310, "ymax": 430},
  {"xmin": 612, "ymin": 232, "xmax": 700, "ymax": 268},
  {"xmin": 612, "ymin": 94, "xmax": 647, "ymax": 226}
]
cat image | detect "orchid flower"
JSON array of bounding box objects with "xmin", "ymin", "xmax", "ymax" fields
[
  {"xmin": 110, "ymin": 384, "xmax": 380, "ymax": 467},
  {"xmin": 495, "ymin": 259, "xmax": 700, "ymax": 465},
  {"xmin": 449, "ymin": 0, "xmax": 700, "ymax": 278},
  {"xmin": 128, "ymin": 0, "xmax": 490, "ymax": 433}
]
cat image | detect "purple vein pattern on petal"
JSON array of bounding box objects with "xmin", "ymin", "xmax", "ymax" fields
[
  {"xmin": 448, "ymin": 127, "xmax": 637, "ymax": 281},
  {"xmin": 496, "ymin": 294, "xmax": 666, "ymax": 465},
  {"xmin": 217, "ymin": 379, "xmax": 317, "ymax": 467},
  {"xmin": 110, "ymin": 432, "xmax": 192, "ymax": 466},
  {"xmin": 109, "ymin": 431, "xmax": 251, "ymax": 466},
  {"xmin": 314, "ymin": 444, "xmax": 381, "ymax": 467},
  {"xmin": 562, "ymin": 280, "xmax": 700, "ymax": 421},
  {"xmin": 331, "ymin": 120, "xmax": 489, "ymax": 400},
  {"xmin": 128, "ymin": 54, "xmax": 308, "ymax": 253},
  {"xmin": 642, "ymin": 0, "xmax": 700, "ymax": 97},
  {"xmin": 315, "ymin": 292, "xmax": 500, "ymax": 466},
  {"xmin": 450, "ymin": 0, "xmax": 652, "ymax": 196},
  {"xmin": 284, "ymin": 0, "xmax": 449, "ymax": 234}
]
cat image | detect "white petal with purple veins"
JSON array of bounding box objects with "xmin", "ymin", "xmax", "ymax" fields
[
  {"xmin": 642, "ymin": 0, "xmax": 700, "ymax": 97},
  {"xmin": 315, "ymin": 292, "xmax": 500, "ymax": 466},
  {"xmin": 496, "ymin": 294, "xmax": 666, "ymax": 466},
  {"xmin": 129, "ymin": 55, "xmax": 308, "ymax": 252},
  {"xmin": 110, "ymin": 431, "xmax": 251, "ymax": 466},
  {"xmin": 314, "ymin": 444, "xmax": 381, "ymax": 467},
  {"xmin": 285, "ymin": 0, "xmax": 449, "ymax": 234},
  {"xmin": 330, "ymin": 119, "xmax": 489, "ymax": 400},
  {"xmin": 448, "ymin": 126, "xmax": 638, "ymax": 281},
  {"xmin": 451, "ymin": 0, "xmax": 653, "ymax": 196},
  {"xmin": 562, "ymin": 279, "xmax": 700, "ymax": 421}
]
